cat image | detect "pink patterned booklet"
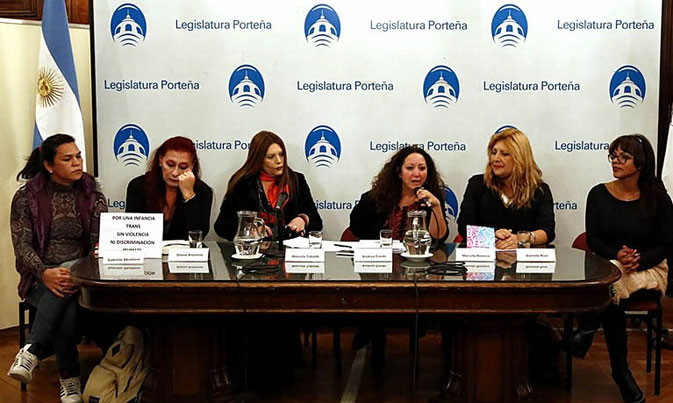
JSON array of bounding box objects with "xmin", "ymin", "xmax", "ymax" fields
[{"xmin": 466, "ymin": 225, "xmax": 495, "ymax": 249}]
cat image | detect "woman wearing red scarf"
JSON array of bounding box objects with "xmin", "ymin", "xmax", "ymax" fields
[{"xmin": 215, "ymin": 130, "xmax": 323, "ymax": 240}]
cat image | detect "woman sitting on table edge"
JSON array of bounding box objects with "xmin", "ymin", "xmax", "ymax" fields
[
  {"xmin": 125, "ymin": 136, "xmax": 213, "ymax": 240},
  {"xmin": 214, "ymin": 130, "xmax": 322, "ymax": 240},
  {"xmin": 457, "ymin": 128, "xmax": 555, "ymax": 248},
  {"xmin": 568, "ymin": 134, "xmax": 672, "ymax": 403},
  {"xmin": 8, "ymin": 134, "xmax": 108, "ymax": 403}
]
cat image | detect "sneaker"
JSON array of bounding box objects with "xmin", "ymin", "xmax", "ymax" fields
[
  {"xmin": 7, "ymin": 344, "xmax": 39, "ymax": 384},
  {"xmin": 59, "ymin": 376, "xmax": 82, "ymax": 403}
]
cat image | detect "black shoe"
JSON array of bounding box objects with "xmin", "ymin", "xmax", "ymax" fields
[
  {"xmin": 565, "ymin": 328, "xmax": 597, "ymax": 358},
  {"xmin": 612, "ymin": 369, "xmax": 645, "ymax": 403},
  {"xmin": 660, "ymin": 332, "xmax": 673, "ymax": 350}
]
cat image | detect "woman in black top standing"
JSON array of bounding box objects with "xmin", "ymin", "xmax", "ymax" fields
[
  {"xmin": 571, "ymin": 134, "xmax": 672, "ymax": 402},
  {"xmin": 457, "ymin": 128, "xmax": 555, "ymax": 248},
  {"xmin": 125, "ymin": 136, "xmax": 213, "ymax": 240},
  {"xmin": 214, "ymin": 130, "xmax": 322, "ymax": 240}
]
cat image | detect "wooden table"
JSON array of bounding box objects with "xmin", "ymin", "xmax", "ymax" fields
[{"xmin": 72, "ymin": 242, "xmax": 619, "ymax": 402}]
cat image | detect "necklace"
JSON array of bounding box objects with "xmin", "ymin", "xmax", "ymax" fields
[{"xmin": 500, "ymin": 193, "xmax": 512, "ymax": 206}]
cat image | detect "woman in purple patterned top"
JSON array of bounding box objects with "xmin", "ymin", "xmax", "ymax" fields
[{"xmin": 7, "ymin": 134, "xmax": 107, "ymax": 403}]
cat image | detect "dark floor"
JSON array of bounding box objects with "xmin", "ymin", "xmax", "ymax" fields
[{"xmin": 1, "ymin": 313, "xmax": 673, "ymax": 402}]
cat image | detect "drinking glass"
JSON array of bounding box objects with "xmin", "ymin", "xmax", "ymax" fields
[
  {"xmin": 188, "ymin": 230, "xmax": 203, "ymax": 248},
  {"xmin": 379, "ymin": 229, "xmax": 393, "ymax": 247},
  {"xmin": 516, "ymin": 231, "xmax": 531, "ymax": 248}
]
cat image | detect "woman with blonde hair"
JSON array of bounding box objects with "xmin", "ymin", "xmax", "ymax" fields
[{"xmin": 457, "ymin": 128, "xmax": 555, "ymax": 248}]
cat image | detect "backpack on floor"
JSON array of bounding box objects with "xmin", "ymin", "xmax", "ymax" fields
[{"xmin": 83, "ymin": 326, "xmax": 150, "ymax": 403}]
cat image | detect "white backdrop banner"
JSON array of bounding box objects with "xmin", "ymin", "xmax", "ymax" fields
[{"xmin": 92, "ymin": 0, "xmax": 662, "ymax": 245}]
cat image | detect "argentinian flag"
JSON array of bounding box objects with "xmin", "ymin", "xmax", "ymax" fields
[{"xmin": 34, "ymin": 0, "xmax": 85, "ymax": 168}]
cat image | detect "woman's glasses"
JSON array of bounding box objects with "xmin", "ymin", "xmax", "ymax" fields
[{"xmin": 608, "ymin": 152, "xmax": 634, "ymax": 164}]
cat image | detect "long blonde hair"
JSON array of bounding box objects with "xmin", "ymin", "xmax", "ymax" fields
[{"xmin": 483, "ymin": 128, "xmax": 543, "ymax": 209}]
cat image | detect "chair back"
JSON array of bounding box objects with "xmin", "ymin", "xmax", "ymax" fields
[
  {"xmin": 340, "ymin": 227, "xmax": 359, "ymax": 241},
  {"xmin": 571, "ymin": 232, "xmax": 589, "ymax": 252}
]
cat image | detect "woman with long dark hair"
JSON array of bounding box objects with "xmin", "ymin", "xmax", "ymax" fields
[
  {"xmin": 570, "ymin": 134, "xmax": 672, "ymax": 402},
  {"xmin": 350, "ymin": 146, "xmax": 448, "ymax": 242},
  {"xmin": 457, "ymin": 128, "xmax": 555, "ymax": 248},
  {"xmin": 214, "ymin": 130, "xmax": 322, "ymax": 240},
  {"xmin": 7, "ymin": 134, "xmax": 107, "ymax": 402},
  {"xmin": 125, "ymin": 136, "xmax": 213, "ymax": 240},
  {"xmin": 348, "ymin": 146, "xmax": 448, "ymax": 371}
]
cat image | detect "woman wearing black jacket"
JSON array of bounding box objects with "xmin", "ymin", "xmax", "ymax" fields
[
  {"xmin": 125, "ymin": 136, "xmax": 213, "ymax": 240},
  {"xmin": 350, "ymin": 146, "xmax": 448, "ymax": 243},
  {"xmin": 214, "ymin": 130, "xmax": 322, "ymax": 240}
]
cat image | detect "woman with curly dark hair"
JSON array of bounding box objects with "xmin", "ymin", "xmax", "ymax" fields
[
  {"xmin": 348, "ymin": 146, "xmax": 448, "ymax": 371},
  {"xmin": 125, "ymin": 136, "xmax": 213, "ymax": 240},
  {"xmin": 349, "ymin": 146, "xmax": 448, "ymax": 242}
]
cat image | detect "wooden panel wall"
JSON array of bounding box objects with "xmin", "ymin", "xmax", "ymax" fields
[
  {"xmin": 658, "ymin": 0, "xmax": 673, "ymax": 174},
  {"xmin": 0, "ymin": 0, "xmax": 88, "ymax": 24}
]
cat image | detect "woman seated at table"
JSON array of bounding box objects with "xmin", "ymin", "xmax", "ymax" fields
[
  {"xmin": 125, "ymin": 136, "xmax": 213, "ymax": 240},
  {"xmin": 8, "ymin": 134, "xmax": 107, "ymax": 402},
  {"xmin": 348, "ymin": 146, "xmax": 448, "ymax": 370},
  {"xmin": 570, "ymin": 134, "xmax": 672, "ymax": 403},
  {"xmin": 214, "ymin": 130, "xmax": 322, "ymax": 240},
  {"xmin": 350, "ymin": 146, "xmax": 448, "ymax": 243},
  {"xmin": 457, "ymin": 128, "xmax": 555, "ymax": 248}
]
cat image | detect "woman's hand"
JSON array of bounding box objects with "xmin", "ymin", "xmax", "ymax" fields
[
  {"xmin": 617, "ymin": 245, "xmax": 640, "ymax": 273},
  {"xmin": 42, "ymin": 267, "xmax": 78, "ymax": 298},
  {"xmin": 264, "ymin": 225, "xmax": 273, "ymax": 237},
  {"xmin": 287, "ymin": 217, "xmax": 306, "ymax": 234},
  {"xmin": 414, "ymin": 187, "xmax": 440, "ymax": 208},
  {"xmin": 178, "ymin": 169, "xmax": 196, "ymax": 200},
  {"xmin": 495, "ymin": 229, "xmax": 516, "ymax": 250}
]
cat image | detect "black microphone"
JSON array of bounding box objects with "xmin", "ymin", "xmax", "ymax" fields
[
  {"xmin": 413, "ymin": 187, "xmax": 432, "ymax": 208},
  {"xmin": 274, "ymin": 191, "xmax": 288, "ymax": 212}
]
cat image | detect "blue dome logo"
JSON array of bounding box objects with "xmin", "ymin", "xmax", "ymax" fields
[
  {"xmin": 609, "ymin": 65, "xmax": 646, "ymax": 108},
  {"xmin": 305, "ymin": 125, "xmax": 341, "ymax": 168},
  {"xmin": 228, "ymin": 65, "xmax": 265, "ymax": 108},
  {"xmin": 110, "ymin": 3, "xmax": 147, "ymax": 47},
  {"xmin": 423, "ymin": 66, "xmax": 460, "ymax": 108},
  {"xmin": 443, "ymin": 186, "xmax": 459, "ymax": 220},
  {"xmin": 491, "ymin": 4, "xmax": 527, "ymax": 48},
  {"xmin": 495, "ymin": 125, "xmax": 518, "ymax": 133},
  {"xmin": 304, "ymin": 4, "xmax": 341, "ymax": 47},
  {"xmin": 113, "ymin": 124, "xmax": 150, "ymax": 166}
]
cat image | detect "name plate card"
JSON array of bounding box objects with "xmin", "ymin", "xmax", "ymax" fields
[
  {"xmin": 354, "ymin": 262, "xmax": 393, "ymax": 273},
  {"xmin": 455, "ymin": 248, "xmax": 496, "ymax": 262},
  {"xmin": 516, "ymin": 248, "xmax": 556, "ymax": 262},
  {"xmin": 98, "ymin": 259, "xmax": 164, "ymax": 280},
  {"xmin": 517, "ymin": 262, "xmax": 556, "ymax": 273},
  {"xmin": 102, "ymin": 251, "xmax": 144, "ymax": 265},
  {"xmin": 99, "ymin": 213, "xmax": 163, "ymax": 258},
  {"xmin": 168, "ymin": 248, "xmax": 209, "ymax": 262},
  {"xmin": 285, "ymin": 249, "xmax": 325, "ymax": 262},
  {"xmin": 168, "ymin": 262, "xmax": 210, "ymax": 273},
  {"xmin": 285, "ymin": 262, "xmax": 325, "ymax": 273},
  {"xmin": 354, "ymin": 248, "xmax": 393, "ymax": 261}
]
